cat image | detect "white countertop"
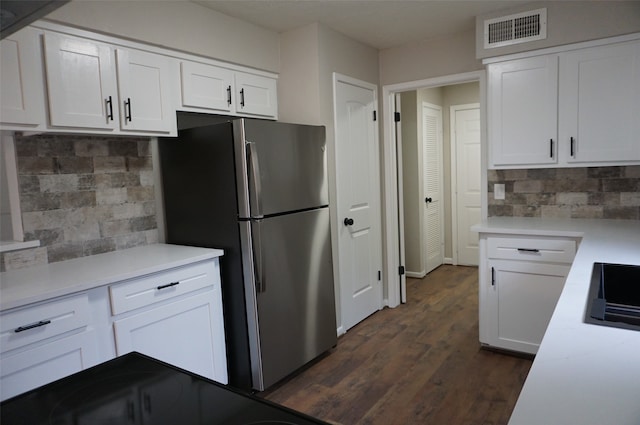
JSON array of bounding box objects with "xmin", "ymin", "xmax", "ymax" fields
[
  {"xmin": 473, "ymin": 218, "xmax": 640, "ymax": 425},
  {"xmin": 0, "ymin": 244, "xmax": 224, "ymax": 312}
]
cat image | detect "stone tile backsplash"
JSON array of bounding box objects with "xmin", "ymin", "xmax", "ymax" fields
[
  {"xmin": 488, "ymin": 166, "xmax": 640, "ymax": 220},
  {"xmin": 1, "ymin": 134, "xmax": 158, "ymax": 271}
]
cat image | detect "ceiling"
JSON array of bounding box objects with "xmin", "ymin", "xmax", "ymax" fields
[{"xmin": 192, "ymin": 0, "xmax": 534, "ymax": 50}]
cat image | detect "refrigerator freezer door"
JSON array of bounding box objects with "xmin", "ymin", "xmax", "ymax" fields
[
  {"xmin": 236, "ymin": 119, "xmax": 327, "ymax": 218},
  {"xmin": 241, "ymin": 207, "xmax": 337, "ymax": 390}
]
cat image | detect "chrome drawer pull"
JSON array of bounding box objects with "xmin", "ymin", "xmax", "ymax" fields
[
  {"xmin": 517, "ymin": 248, "xmax": 540, "ymax": 253},
  {"xmin": 156, "ymin": 281, "xmax": 180, "ymax": 290},
  {"xmin": 14, "ymin": 320, "xmax": 51, "ymax": 333}
]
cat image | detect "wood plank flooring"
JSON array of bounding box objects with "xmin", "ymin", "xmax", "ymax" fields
[{"xmin": 261, "ymin": 265, "xmax": 533, "ymax": 425}]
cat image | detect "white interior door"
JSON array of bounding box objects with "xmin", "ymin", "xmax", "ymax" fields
[
  {"xmin": 422, "ymin": 102, "xmax": 444, "ymax": 274},
  {"xmin": 334, "ymin": 74, "xmax": 382, "ymax": 332},
  {"xmin": 452, "ymin": 104, "xmax": 481, "ymax": 266}
]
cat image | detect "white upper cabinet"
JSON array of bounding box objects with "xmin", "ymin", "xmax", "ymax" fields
[
  {"xmin": 559, "ymin": 40, "xmax": 640, "ymax": 164},
  {"xmin": 179, "ymin": 61, "xmax": 278, "ymax": 119},
  {"xmin": 487, "ymin": 36, "xmax": 640, "ymax": 169},
  {"xmin": 0, "ymin": 27, "xmax": 46, "ymax": 129},
  {"xmin": 488, "ymin": 55, "xmax": 559, "ymax": 167},
  {"xmin": 180, "ymin": 61, "xmax": 234, "ymax": 113},
  {"xmin": 1, "ymin": 21, "xmax": 278, "ymax": 135},
  {"xmin": 116, "ymin": 48, "xmax": 175, "ymax": 133},
  {"xmin": 44, "ymin": 32, "xmax": 176, "ymax": 134},
  {"xmin": 235, "ymin": 72, "xmax": 278, "ymax": 118},
  {"xmin": 43, "ymin": 32, "xmax": 119, "ymax": 131}
]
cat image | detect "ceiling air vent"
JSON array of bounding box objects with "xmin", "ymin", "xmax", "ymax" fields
[{"xmin": 484, "ymin": 8, "xmax": 547, "ymax": 49}]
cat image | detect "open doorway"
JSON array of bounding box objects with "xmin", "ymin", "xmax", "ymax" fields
[
  {"xmin": 399, "ymin": 82, "xmax": 481, "ymax": 279},
  {"xmin": 381, "ymin": 71, "xmax": 488, "ymax": 306}
]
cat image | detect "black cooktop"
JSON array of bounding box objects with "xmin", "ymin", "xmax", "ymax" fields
[{"xmin": 0, "ymin": 352, "xmax": 330, "ymax": 425}]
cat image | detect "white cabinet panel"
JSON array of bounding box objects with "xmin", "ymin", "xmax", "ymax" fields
[
  {"xmin": 0, "ymin": 27, "xmax": 45, "ymax": 128},
  {"xmin": 109, "ymin": 261, "xmax": 214, "ymax": 315},
  {"xmin": 488, "ymin": 55, "xmax": 558, "ymax": 167},
  {"xmin": 486, "ymin": 260, "xmax": 569, "ymax": 354},
  {"xmin": 0, "ymin": 293, "xmax": 90, "ymax": 353},
  {"xmin": 235, "ymin": 72, "xmax": 278, "ymax": 118},
  {"xmin": 113, "ymin": 291, "xmax": 227, "ymax": 383},
  {"xmin": 478, "ymin": 234, "xmax": 575, "ymax": 355},
  {"xmin": 559, "ymin": 41, "xmax": 640, "ymax": 164},
  {"xmin": 180, "ymin": 61, "xmax": 234, "ymax": 112},
  {"xmin": 43, "ymin": 32, "xmax": 118, "ymax": 130},
  {"xmin": 116, "ymin": 48, "xmax": 175, "ymax": 133},
  {"xmin": 0, "ymin": 330, "xmax": 98, "ymax": 401}
]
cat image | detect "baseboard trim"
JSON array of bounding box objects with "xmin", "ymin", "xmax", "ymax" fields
[{"xmin": 406, "ymin": 271, "xmax": 426, "ymax": 278}]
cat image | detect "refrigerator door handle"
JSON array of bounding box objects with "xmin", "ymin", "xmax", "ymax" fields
[
  {"xmin": 247, "ymin": 141, "xmax": 263, "ymax": 218},
  {"xmin": 252, "ymin": 220, "xmax": 265, "ymax": 293}
]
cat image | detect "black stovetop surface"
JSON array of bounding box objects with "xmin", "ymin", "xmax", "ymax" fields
[{"xmin": 0, "ymin": 352, "xmax": 329, "ymax": 425}]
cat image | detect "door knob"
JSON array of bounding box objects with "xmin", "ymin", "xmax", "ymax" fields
[
  {"xmin": 425, "ymin": 197, "xmax": 432, "ymax": 203},
  {"xmin": 344, "ymin": 217, "xmax": 354, "ymax": 226}
]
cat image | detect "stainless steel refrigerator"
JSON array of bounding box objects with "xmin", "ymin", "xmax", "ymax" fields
[{"xmin": 159, "ymin": 116, "xmax": 337, "ymax": 391}]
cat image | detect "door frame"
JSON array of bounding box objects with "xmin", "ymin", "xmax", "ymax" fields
[
  {"xmin": 381, "ymin": 71, "xmax": 487, "ymax": 308},
  {"xmin": 450, "ymin": 102, "xmax": 481, "ymax": 266}
]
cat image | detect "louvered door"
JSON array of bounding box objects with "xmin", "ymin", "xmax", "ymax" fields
[{"xmin": 422, "ymin": 102, "xmax": 444, "ymax": 274}]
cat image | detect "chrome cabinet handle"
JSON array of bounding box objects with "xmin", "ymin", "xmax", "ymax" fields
[{"xmin": 240, "ymin": 88, "xmax": 245, "ymax": 108}]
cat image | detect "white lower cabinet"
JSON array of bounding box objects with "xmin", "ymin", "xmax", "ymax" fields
[
  {"xmin": 479, "ymin": 235, "xmax": 576, "ymax": 355},
  {"xmin": 0, "ymin": 293, "xmax": 99, "ymax": 401},
  {"xmin": 113, "ymin": 290, "xmax": 226, "ymax": 382},
  {"xmin": 0, "ymin": 255, "xmax": 227, "ymax": 401}
]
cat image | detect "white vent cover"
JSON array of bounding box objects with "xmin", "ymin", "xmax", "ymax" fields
[{"xmin": 484, "ymin": 8, "xmax": 547, "ymax": 49}]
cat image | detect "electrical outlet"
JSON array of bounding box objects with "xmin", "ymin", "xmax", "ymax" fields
[{"xmin": 494, "ymin": 184, "xmax": 505, "ymax": 200}]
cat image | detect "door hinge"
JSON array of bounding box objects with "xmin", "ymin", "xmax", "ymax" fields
[
  {"xmin": 373, "ymin": 110, "xmax": 377, "ymax": 121},
  {"xmin": 378, "ymin": 270, "xmax": 381, "ymax": 281},
  {"xmin": 399, "ymin": 265, "xmax": 405, "ymax": 276},
  {"xmin": 394, "ymin": 112, "xmax": 401, "ymax": 122}
]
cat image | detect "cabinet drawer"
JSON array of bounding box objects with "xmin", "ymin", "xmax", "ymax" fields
[
  {"xmin": 487, "ymin": 237, "xmax": 576, "ymax": 263},
  {"xmin": 0, "ymin": 293, "xmax": 90, "ymax": 354},
  {"xmin": 109, "ymin": 261, "xmax": 215, "ymax": 315}
]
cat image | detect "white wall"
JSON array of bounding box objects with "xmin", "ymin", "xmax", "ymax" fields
[
  {"xmin": 46, "ymin": 1, "xmax": 280, "ymax": 72},
  {"xmin": 379, "ymin": 30, "xmax": 481, "ymax": 86},
  {"xmin": 476, "ymin": 1, "xmax": 640, "ymax": 59}
]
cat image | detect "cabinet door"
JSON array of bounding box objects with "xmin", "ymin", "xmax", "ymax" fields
[
  {"xmin": 43, "ymin": 32, "xmax": 118, "ymax": 130},
  {"xmin": 560, "ymin": 40, "xmax": 640, "ymax": 164},
  {"xmin": 113, "ymin": 291, "xmax": 227, "ymax": 384},
  {"xmin": 235, "ymin": 72, "xmax": 278, "ymax": 118},
  {"xmin": 0, "ymin": 27, "xmax": 45, "ymax": 127},
  {"xmin": 488, "ymin": 55, "xmax": 558, "ymax": 167},
  {"xmin": 116, "ymin": 48, "xmax": 175, "ymax": 133},
  {"xmin": 180, "ymin": 61, "xmax": 234, "ymax": 112},
  {"xmin": 485, "ymin": 260, "xmax": 569, "ymax": 354},
  {"xmin": 0, "ymin": 331, "xmax": 98, "ymax": 401}
]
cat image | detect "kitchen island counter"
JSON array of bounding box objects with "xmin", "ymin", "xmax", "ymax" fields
[
  {"xmin": 0, "ymin": 244, "xmax": 224, "ymax": 311},
  {"xmin": 473, "ymin": 218, "xmax": 640, "ymax": 425}
]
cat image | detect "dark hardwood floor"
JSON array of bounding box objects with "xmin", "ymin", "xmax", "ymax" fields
[{"xmin": 261, "ymin": 265, "xmax": 533, "ymax": 425}]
